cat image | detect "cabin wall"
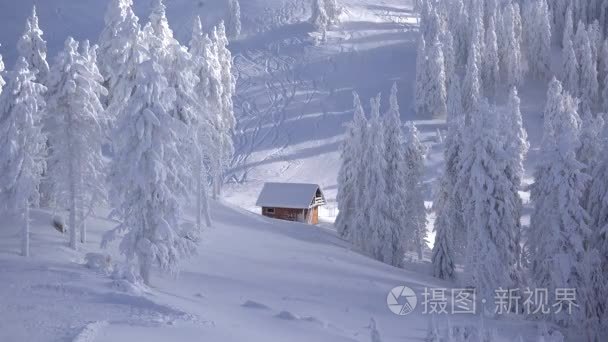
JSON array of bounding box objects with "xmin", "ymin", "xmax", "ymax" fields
[
  {"xmin": 262, "ymin": 207, "xmax": 320, "ymax": 224},
  {"xmin": 262, "ymin": 207, "xmax": 302, "ymax": 222}
]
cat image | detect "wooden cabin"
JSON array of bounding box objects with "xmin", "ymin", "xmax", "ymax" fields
[{"xmin": 255, "ymin": 182, "xmax": 326, "ymax": 225}]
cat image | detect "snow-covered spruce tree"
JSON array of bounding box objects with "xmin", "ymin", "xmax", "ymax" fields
[
  {"xmin": 588, "ymin": 20, "xmax": 601, "ymax": 67},
  {"xmin": 484, "ymin": 15, "xmax": 500, "ymax": 99},
  {"xmin": 523, "ymin": 0, "xmax": 552, "ymax": 80},
  {"xmin": 458, "ymin": 100, "xmax": 521, "ymax": 298},
  {"xmin": 577, "ymin": 27, "xmax": 599, "ymax": 114},
  {"xmin": 468, "ymin": 0, "xmax": 485, "ymax": 74},
  {"xmin": 17, "ymin": 6, "xmax": 50, "ymax": 84},
  {"xmin": 359, "ymin": 95, "xmax": 390, "ymax": 261},
  {"xmin": 146, "ymin": 0, "xmax": 178, "ymax": 57},
  {"xmin": 0, "ymin": 52, "xmax": 5, "ymax": 92},
  {"xmin": 427, "ymin": 36, "xmax": 447, "ymax": 118},
  {"xmin": 381, "ymin": 84, "xmax": 408, "ymax": 267},
  {"xmin": 562, "ymin": 37, "xmax": 579, "ymax": 97},
  {"xmin": 324, "ymin": 0, "xmax": 342, "ymax": 26},
  {"xmin": 415, "ymin": 35, "xmax": 429, "ymax": 117},
  {"xmin": 18, "ymin": 6, "xmax": 52, "ymax": 207},
  {"xmin": 432, "ymin": 77, "xmax": 465, "ymax": 280},
  {"xmin": 602, "ymin": 40, "xmax": 608, "ymax": 113},
  {"xmin": 501, "ymin": 87, "xmax": 529, "ymax": 273},
  {"xmin": 441, "ymin": 31, "xmax": 456, "ymax": 90},
  {"xmin": 189, "ymin": 17, "xmax": 222, "ymax": 230},
  {"xmin": 403, "ymin": 122, "xmax": 428, "ymax": 261},
  {"xmin": 502, "ymin": 1, "xmax": 524, "ymax": 88},
  {"xmin": 310, "ymin": 0, "xmax": 329, "ymax": 35},
  {"xmin": 46, "ymin": 38, "xmax": 107, "ymax": 248},
  {"xmin": 209, "ymin": 22, "xmax": 236, "ymax": 199},
  {"xmin": 350, "ymin": 93, "xmax": 369, "ymax": 248},
  {"xmin": 103, "ymin": 56, "xmax": 195, "ymax": 285},
  {"xmin": 577, "ymin": 113, "xmax": 604, "ymax": 177},
  {"xmin": 462, "ymin": 41, "xmax": 481, "ymax": 119},
  {"xmin": 585, "ymin": 122, "xmax": 608, "ymax": 330},
  {"xmin": 97, "ymin": 0, "xmax": 141, "ymax": 112},
  {"xmin": 562, "ymin": 4, "xmax": 574, "ymax": 50},
  {"xmin": 529, "ymin": 91, "xmax": 589, "ymax": 327},
  {"xmin": 0, "ymin": 58, "xmax": 47, "ymax": 257},
  {"xmin": 227, "ymin": 0, "xmax": 241, "ymax": 39},
  {"xmin": 446, "ymin": 0, "xmax": 467, "ymax": 67},
  {"xmin": 335, "ymin": 92, "xmax": 366, "ymax": 241}
]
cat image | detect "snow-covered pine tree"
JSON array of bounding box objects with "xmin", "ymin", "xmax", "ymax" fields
[
  {"xmin": 350, "ymin": 93, "xmax": 369, "ymax": 249},
  {"xmin": 147, "ymin": 0, "xmax": 178, "ymax": 55},
  {"xmin": 529, "ymin": 91, "xmax": 590, "ymax": 327},
  {"xmin": 17, "ymin": 6, "xmax": 50, "ymax": 84},
  {"xmin": 47, "ymin": 37, "xmax": 105, "ymax": 249},
  {"xmin": 577, "ymin": 113, "xmax": 604, "ymax": 177},
  {"xmin": 209, "ymin": 22, "xmax": 236, "ymax": 199},
  {"xmin": 382, "ymin": 84, "xmax": 408, "ymax": 267},
  {"xmin": 415, "ymin": 35, "xmax": 428, "ymax": 117},
  {"xmin": 189, "ymin": 17, "xmax": 222, "ymax": 230},
  {"xmin": 459, "ymin": 100, "xmax": 521, "ymax": 296},
  {"xmin": 585, "ymin": 122, "xmax": 608, "ymax": 330},
  {"xmin": 550, "ymin": 0, "xmax": 569, "ymax": 45},
  {"xmin": 523, "ymin": 0, "xmax": 552, "ymax": 80},
  {"xmin": 484, "ymin": 15, "xmax": 500, "ymax": 99},
  {"xmin": 602, "ymin": 40, "xmax": 608, "ymax": 112},
  {"xmin": 503, "ymin": 1, "xmax": 524, "ymax": 88},
  {"xmin": 46, "ymin": 38, "xmax": 107, "ymax": 248},
  {"xmin": 403, "ymin": 122, "xmax": 428, "ymax": 261},
  {"xmin": 103, "ymin": 56, "xmax": 195, "ymax": 285},
  {"xmin": 18, "ymin": 6, "xmax": 52, "ymax": 207},
  {"xmin": 97, "ymin": 0, "xmax": 142, "ymax": 117},
  {"xmin": 501, "ymin": 87, "xmax": 529, "ymax": 273},
  {"xmin": 0, "ymin": 58, "xmax": 47, "ymax": 257},
  {"xmin": 563, "ymin": 5, "xmax": 574, "ymax": 50},
  {"xmin": 441, "ymin": 31, "xmax": 456, "ymax": 90},
  {"xmin": 427, "ymin": 36, "xmax": 447, "ymax": 118},
  {"xmin": 335, "ymin": 92, "xmax": 366, "ymax": 241},
  {"xmin": 462, "ymin": 40, "xmax": 481, "ymax": 118},
  {"xmin": 360, "ymin": 95, "xmax": 390, "ymax": 261},
  {"xmin": 577, "ymin": 27, "xmax": 599, "ymax": 114},
  {"xmin": 0, "ymin": 51, "xmax": 4, "ymax": 92},
  {"xmin": 324, "ymin": 0, "xmax": 342, "ymax": 26},
  {"xmin": 310, "ymin": 0, "xmax": 329, "ymax": 35},
  {"xmin": 562, "ymin": 37, "xmax": 579, "ymax": 97},
  {"xmin": 447, "ymin": 0, "xmax": 467, "ymax": 66},
  {"xmin": 227, "ymin": 0, "xmax": 242, "ymax": 39},
  {"xmin": 432, "ymin": 77, "xmax": 464, "ymax": 280},
  {"xmin": 469, "ymin": 0, "xmax": 485, "ymax": 68}
]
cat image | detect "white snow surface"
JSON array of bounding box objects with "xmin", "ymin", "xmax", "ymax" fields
[{"xmin": 0, "ymin": 0, "xmax": 554, "ymax": 341}]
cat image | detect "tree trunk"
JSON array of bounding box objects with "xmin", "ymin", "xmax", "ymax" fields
[
  {"xmin": 196, "ymin": 154, "xmax": 202, "ymax": 231},
  {"xmin": 79, "ymin": 201, "xmax": 86, "ymax": 243},
  {"xmin": 21, "ymin": 199, "xmax": 30, "ymax": 257},
  {"xmin": 196, "ymin": 153, "xmax": 212, "ymax": 230},
  {"xmin": 416, "ymin": 231, "xmax": 423, "ymax": 261},
  {"xmin": 69, "ymin": 163, "xmax": 77, "ymax": 250},
  {"xmin": 140, "ymin": 256, "xmax": 152, "ymax": 285}
]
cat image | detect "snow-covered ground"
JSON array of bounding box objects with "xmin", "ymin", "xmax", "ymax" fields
[
  {"xmin": 1, "ymin": 201, "xmax": 545, "ymax": 342},
  {"xmin": 0, "ymin": 0, "xmax": 558, "ymax": 341}
]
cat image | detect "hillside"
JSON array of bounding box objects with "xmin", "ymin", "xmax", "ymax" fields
[{"xmin": 0, "ymin": 0, "xmax": 560, "ymax": 341}]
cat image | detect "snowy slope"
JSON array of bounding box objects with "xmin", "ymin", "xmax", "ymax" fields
[
  {"xmin": 0, "ymin": 0, "xmax": 555, "ymax": 341},
  {"xmin": 0, "ymin": 201, "xmax": 542, "ymax": 342}
]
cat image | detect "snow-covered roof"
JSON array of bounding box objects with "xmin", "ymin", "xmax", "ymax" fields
[{"xmin": 256, "ymin": 183, "xmax": 326, "ymax": 209}]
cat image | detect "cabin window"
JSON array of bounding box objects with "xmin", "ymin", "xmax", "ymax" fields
[{"xmin": 265, "ymin": 208, "xmax": 275, "ymax": 214}]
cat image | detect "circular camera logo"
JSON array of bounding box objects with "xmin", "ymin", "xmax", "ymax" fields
[{"xmin": 387, "ymin": 286, "xmax": 417, "ymax": 315}]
